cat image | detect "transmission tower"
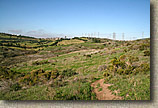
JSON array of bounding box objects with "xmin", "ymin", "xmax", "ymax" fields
[
  {"xmin": 91, "ymin": 33, "xmax": 93, "ymax": 37},
  {"xmin": 122, "ymin": 33, "xmax": 124, "ymax": 40},
  {"xmin": 85, "ymin": 33, "xmax": 87, "ymax": 36},
  {"xmin": 88, "ymin": 33, "xmax": 90, "ymax": 37},
  {"xmin": 113, "ymin": 32, "xmax": 116, "ymax": 40},
  {"xmin": 142, "ymin": 32, "xmax": 144, "ymax": 39},
  {"xmin": 94, "ymin": 32, "xmax": 96, "ymax": 37},
  {"xmin": 98, "ymin": 32, "xmax": 99, "ymax": 38}
]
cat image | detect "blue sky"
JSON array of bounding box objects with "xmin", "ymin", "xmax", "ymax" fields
[{"xmin": 0, "ymin": 0, "xmax": 150, "ymax": 39}]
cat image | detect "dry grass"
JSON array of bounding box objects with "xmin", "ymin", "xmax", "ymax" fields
[{"xmin": 57, "ymin": 39, "xmax": 84, "ymax": 45}]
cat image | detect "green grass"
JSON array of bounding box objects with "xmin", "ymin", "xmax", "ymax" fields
[
  {"xmin": 108, "ymin": 73, "xmax": 150, "ymax": 100},
  {"xmin": 0, "ymin": 33, "xmax": 150, "ymax": 100},
  {"xmin": 0, "ymin": 85, "xmax": 53, "ymax": 100},
  {"xmin": 96, "ymin": 83, "xmax": 100, "ymax": 88},
  {"xmin": 98, "ymin": 88, "xmax": 103, "ymax": 92}
]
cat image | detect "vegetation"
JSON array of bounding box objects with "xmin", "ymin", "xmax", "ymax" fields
[{"xmin": 0, "ymin": 33, "xmax": 150, "ymax": 100}]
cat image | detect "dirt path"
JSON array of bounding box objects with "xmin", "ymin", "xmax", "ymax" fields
[
  {"xmin": 91, "ymin": 79, "xmax": 122, "ymax": 100},
  {"xmin": 61, "ymin": 49, "xmax": 100, "ymax": 55}
]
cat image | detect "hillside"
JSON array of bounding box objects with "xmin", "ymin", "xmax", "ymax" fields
[{"xmin": 0, "ymin": 33, "xmax": 150, "ymax": 100}]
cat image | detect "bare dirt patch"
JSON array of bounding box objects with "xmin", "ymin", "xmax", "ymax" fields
[{"xmin": 91, "ymin": 79, "xmax": 122, "ymax": 100}]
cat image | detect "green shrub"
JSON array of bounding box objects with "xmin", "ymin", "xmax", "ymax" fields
[
  {"xmin": 140, "ymin": 63, "xmax": 150, "ymax": 73},
  {"xmin": 92, "ymin": 38, "xmax": 101, "ymax": 43},
  {"xmin": 0, "ymin": 66, "xmax": 19, "ymax": 80},
  {"xmin": 43, "ymin": 70, "xmax": 52, "ymax": 80},
  {"xmin": 51, "ymin": 69, "xmax": 59, "ymax": 79},
  {"xmin": 0, "ymin": 66, "xmax": 10, "ymax": 80},
  {"xmin": 19, "ymin": 75, "xmax": 32, "ymax": 85},
  {"xmin": 123, "ymin": 65, "xmax": 134, "ymax": 75},
  {"xmin": 84, "ymin": 54, "xmax": 91, "ymax": 58},
  {"xmin": 126, "ymin": 42, "xmax": 131, "ymax": 46},
  {"xmin": 103, "ymin": 71, "xmax": 112, "ymax": 82},
  {"xmin": 139, "ymin": 43, "xmax": 150, "ymax": 51},
  {"xmin": 124, "ymin": 49, "xmax": 127, "ymax": 52},
  {"xmin": 117, "ymin": 68, "xmax": 124, "ymax": 75},
  {"xmin": 144, "ymin": 50, "xmax": 150, "ymax": 56},
  {"xmin": 10, "ymin": 83, "xmax": 22, "ymax": 91},
  {"xmin": 103, "ymin": 71, "xmax": 111, "ymax": 77},
  {"xmin": 128, "ymin": 56, "xmax": 139, "ymax": 64},
  {"xmin": 53, "ymin": 82, "xmax": 96, "ymax": 100},
  {"xmin": 32, "ymin": 60, "xmax": 50, "ymax": 65},
  {"xmin": 111, "ymin": 57, "xmax": 126, "ymax": 68},
  {"xmin": 60, "ymin": 69, "xmax": 77, "ymax": 77},
  {"xmin": 19, "ymin": 68, "xmax": 59, "ymax": 86},
  {"xmin": 104, "ymin": 55, "xmax": 148, "ymax": 77},
  {"xmin": 119, "ymin": 55, "xmax": 126, "ymax": 61},
  {"xmin": 111, "ymin": 57, "xmax": 119, "ymax": 66}
]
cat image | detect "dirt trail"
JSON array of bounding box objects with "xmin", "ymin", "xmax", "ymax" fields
[
  {"xmin": 62, "ymin": 49, "xmax": 100, "ymax": 55},
  {"xmin": 91, "ymin": 79, "xmax": 122, "ymax": 100},
  {"xmin": 26, "ymin": 49, "xmax": 101, "ymax": 64},
  {"xmin": 58, "ymin": 49, "xmax": 102, "ymax": 57}
]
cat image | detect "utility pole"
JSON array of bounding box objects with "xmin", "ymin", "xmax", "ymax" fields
[
  {"xmin": 98, "ymin": 32, "xmax": 99, "ymax": 38},
  {"xmin": 88, "ymin": 33, "xmax": 90, "ymax": 37},
  {"xmin": 142, "ymin": 32, "xmax": 144, "ymax": 39},
  {"xmin": 91, "ymin": 33, "xmax": 93, "ymax": 37},
  {"xmin": 122, "ymin": 33, "xmax": 124, "ymax": 40}
]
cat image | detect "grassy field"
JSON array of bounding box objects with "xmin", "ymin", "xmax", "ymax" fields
[{"xmin": 0, "ymin": 33, "xmax": 150, "ymax": 100}]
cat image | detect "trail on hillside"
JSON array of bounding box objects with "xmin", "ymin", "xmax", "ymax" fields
[
  {"xmin": 29, "ymin": 49, "xmax": 103, "ymax": 62},
  {"xmin": 91, "ymin": 79, "xmax": 122, "ymax": 100}
]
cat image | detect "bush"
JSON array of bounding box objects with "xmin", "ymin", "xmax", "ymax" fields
[
  {"xmin": 117, "ymin": 68, "xmax": 124, "ymax": 75},
  {"xmin": 43, "ymin": 70, "xmax": 52, "ymax": 80},
  {"xmin": 92, "ymin": 38, "xmax": 101, "ymax": 43},
  {"xmin": 144, "ymin": 50, "xmax": 150, "ymax": 56},
  {"xmin": 31, "ymin": 69, "xmax": 44, "ymax": 78},
  {"xmin": 111, "ymin": 57, "xmax": 126, "ymax": 68},
  {"xmin": 139, "ymin": 43, "xmax": 150, "ymax": 51},
  {"xmin": 0, "ymin": 66, "xmax": 10, "ymax": 80},
  {"xmin": 60, "ymin": 69, "xmax": 77, "ymax": 77},
  {"xmin": 103, "ymin": 71, "xmax": 111, "ymax": 77},
  {"xmin": 128, "ymin": 56, "xmax": 139, "ymax": 64},
  {"xmin": 119, "ymin": 55, "xmax": 126, "ymax": 61},
  {"xmin": 140, "ymin": 63, "xmax": 150, "ymax": 73},
  {"xmin": 10, "ymin": 83, "xmax": 22, "ymax": 91},
  {"xmin": 133, "ymin": 63, "xmax": 150, "ymax": 75},
  {"xmin": 32, "ymin": 60, "xmax": 50, "ymax": 65},
  {"xmin": 0, "ymin": 66, "xmax": 19, "ymax": 80},
  {"xmin": 124, "ymin": 49, "xmax": 127, "ymax": 52},
  {"xmin": 123, "ymin": 65, "xmax": 134, "ymax": 75},
  {"xmin": 84, "ymin": 54, "xmax": 91, "ymax": 58},
  {"xmin": 53, "ymin": 82, "xmax": 96, "ymax": 100},
  {"xmin": 51, "ymin": 69, "xmax": 59, "ymax": 79},
  {"xmin": 73, "ymin": 37, "xmax": 87, "ymax": 42},
  {"xmin": 19, "ymin": 74, "xmax": 32, "ymax": 85},
  {"xmin": 104, "ymin": 55, "xmax": 149, "ymax": 77},
  {"xmin": 19, "ymin": 68, "xmax": 59, "ymax": 86}
]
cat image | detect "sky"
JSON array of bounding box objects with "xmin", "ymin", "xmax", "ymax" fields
[{"xmin": 0, "ymin": 0, "xmax": 150, "ymax": 39}]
